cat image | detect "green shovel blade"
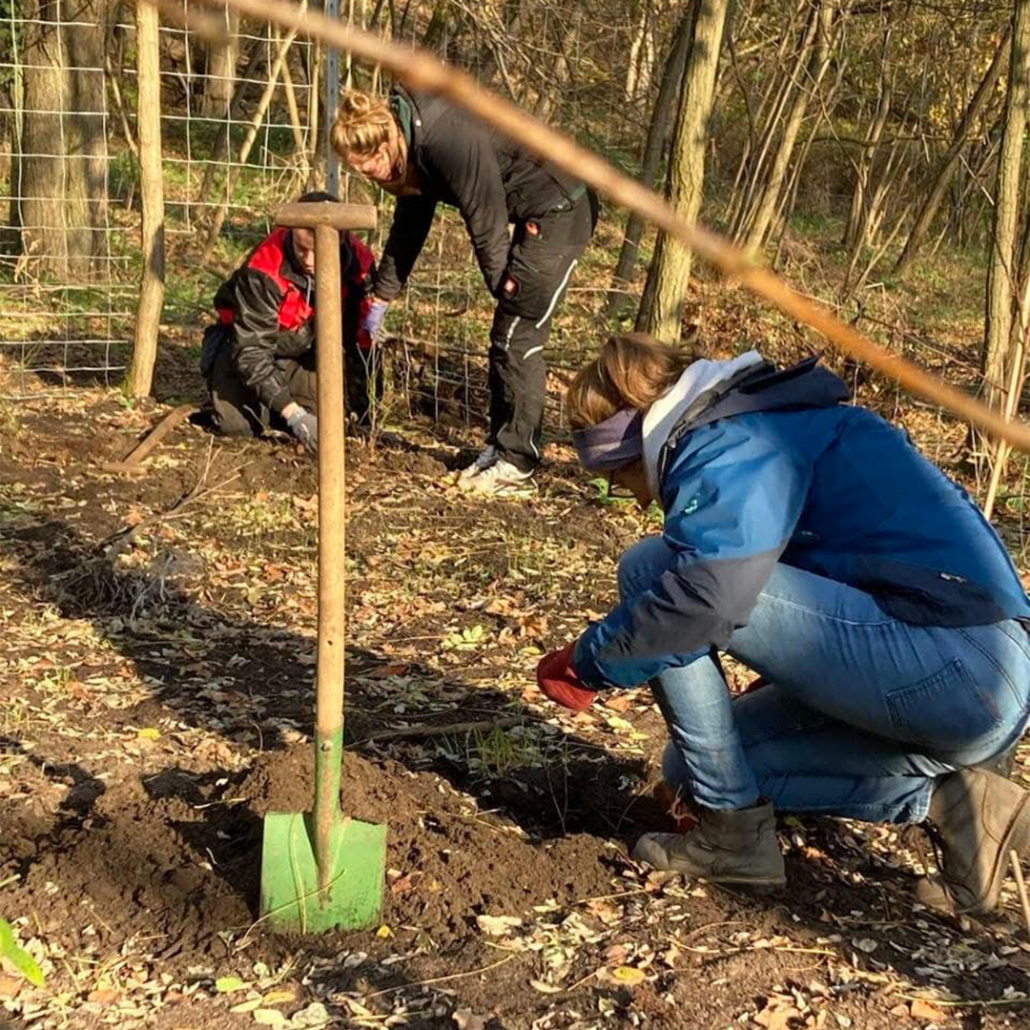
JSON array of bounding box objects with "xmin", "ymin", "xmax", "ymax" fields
[{"xmin": 260, "ymin": 811, "xmax": 386, "ymax": 933}]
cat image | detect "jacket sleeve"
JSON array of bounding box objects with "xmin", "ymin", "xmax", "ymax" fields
[
  {"xmin": 372, "ymin": 195, "xmax": 437, "ymax": 301},
  {"xmin": 422, "ymin": 119, "xmax": 511, "ymax": 296},
  {"xmin": 229, "ymin": 268, "xmax": 294, "ymax": 413},
  {"xmin": 345, "ymin": 232, "xmax": 378, "ymax": 332},
  {"xmin": 573, "ymin": 415, "xmax": 813, "ymax": 689}
]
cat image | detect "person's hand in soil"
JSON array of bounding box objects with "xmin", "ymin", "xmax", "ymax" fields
[
  {"xmin": 285, "ymin": 406, "xmax": 318, "ymax": 454},
  {"xmin": 536, "ymin": 642, "xmax": 596, "ymax": 711}
]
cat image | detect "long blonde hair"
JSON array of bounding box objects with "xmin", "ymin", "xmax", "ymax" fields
[
  {"xmin": 330, "ymin": 90, "xmax": 395, "ymax": 158},
  {"xmin": 567, "ymin": 333, "xmax": 693, "ymax": 428}
]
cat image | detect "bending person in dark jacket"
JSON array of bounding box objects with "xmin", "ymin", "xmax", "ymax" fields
[
  {"xmin": 537, "ymin": 332, "xmax": 1030, "ymax": 913},
  {"xmin": 200, "ymin": 191, "xmax": 379, "ymax": 453},
  {"xmin": 331, "ymin": 88, "xmax": 598, "ymax": 494}
]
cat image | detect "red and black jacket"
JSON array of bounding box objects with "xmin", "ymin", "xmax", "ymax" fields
[{"xmin": 213, "ymin": 226, "xmax": 377, "ymax": 413}]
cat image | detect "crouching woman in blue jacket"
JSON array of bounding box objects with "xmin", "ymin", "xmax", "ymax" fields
[{"xmin": 538, "ymin": 332, "xmax": 1030, "ymax": 914}]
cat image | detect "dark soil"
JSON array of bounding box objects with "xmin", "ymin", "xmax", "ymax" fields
[{"xmin": 3, "ymin": 388, "xmax": 1030, "ymax": 1030}]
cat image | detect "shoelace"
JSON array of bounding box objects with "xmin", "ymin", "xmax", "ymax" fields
[
  {"xmin": 656, "ymin": 782, "xmax": 699, "ymax": 832},
  {"xmin": 905, "ymin": 821, "xmax": 944, "ymax": 879}
]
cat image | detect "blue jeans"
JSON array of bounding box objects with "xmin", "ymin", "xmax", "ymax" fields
[{"xmin": 619, "ymin": 537, "xmax": 1030, "ymax": 824}]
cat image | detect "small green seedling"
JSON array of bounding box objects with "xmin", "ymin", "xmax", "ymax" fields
[{"xmin": 0, "ymin": 918, "xmax": 46, "ymax": 988}]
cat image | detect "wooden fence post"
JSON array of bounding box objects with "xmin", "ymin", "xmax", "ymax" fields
[{"xmin": 127, "ymin": 0, "xmax": 166, "ymax": 398}]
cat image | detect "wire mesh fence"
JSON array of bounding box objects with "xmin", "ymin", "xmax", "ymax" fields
[
  {"xmin": 0, "ymin": 0, "xmax": 633, "ymax": 426},
  {"xmin": 1, "ymin": 0, "xmax": 1027, "ymax": 530},
  {"xmin": 0, "ymin": 1, "xmax": 319, "ymax": 395}
]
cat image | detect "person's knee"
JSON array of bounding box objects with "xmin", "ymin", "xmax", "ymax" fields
[
  {"xmin": 618, "ymin": 537, "xmax": 675, "ymax": 602},
  {"xmin": 211, "ymin": 412, "xmax": 257, "ymax": 437},
  {"xmin": 208, "ymin": 397, "xmax": 260, "ymax": 437}
]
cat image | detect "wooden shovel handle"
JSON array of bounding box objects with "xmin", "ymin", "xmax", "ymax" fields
[
  {"xmin": 275, "ymin": 202, "xmax": 377, "ymax": 231},
  {"xmin": 314, "ymin": 223, "xmax": 346, "ymax": 741}
]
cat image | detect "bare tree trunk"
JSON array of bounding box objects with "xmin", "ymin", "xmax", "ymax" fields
[
  {"xmin": 843, "ymin": 27, "xmax": 891, "ymax": 252},
  {"xmin": 626, "ymin": 2, "xmax": 649, "ymax": 102},
  {"xmin": 605, "ymin": 2, "xmax": 695, "ymax": 316},
  {"xmin": 62, "ymin": 0, "xmax": 107, "ymax": 277},
  {"xmin": 893, "ymin": 23, "xmax": 1012, "ymax": 278},
  {"xmin": 196, "ymin": 39, "xmax": 266, "ymax": 207},
  {"xmin": 202, "ymin": 7, "xmax": 240, "ymax": 117},
  {"xmin": 772, "ymin": 45, "xmax": 846, "ymax": 261},
  {"xmin": 422, "ymin": 0, "xmax": 450, "ymax": 50},
  {"xmin": 983, "ymin": 0, "xmax": 1030, "ymax": 410},
  {"xmin": 637, "ymin": 0, "xmax": 732, "ymax": 341},
  {"xmin": 535, "ymin": 14, "xmax": 578, "ymax": 124},
  {"xmin": 729, "ymin": 0, "xmax": 813, "ymax": 238},
  {"xmin": 205, "ymin": 6, "xmax": 307, "ymax": 249},
  {"xmin": 15, "ymin": 0, "xmax": 107, "ymax": 280},
  {"xmin": 128, "ymin": 0, "xmax": 165, "ymax": 399},
  {"xmin": 16, "ymin": 0, "xmax": 68, "ymax": 275},
  {"xmin": 741, "ymin": 0, "xmax": 835, "ymax": 252}
]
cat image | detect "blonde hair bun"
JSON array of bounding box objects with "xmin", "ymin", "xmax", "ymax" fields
[{"xmin": 331, "ymin": 89, "xmax": 395, "ymax": 158}]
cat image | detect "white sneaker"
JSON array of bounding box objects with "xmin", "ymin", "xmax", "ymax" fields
[
  {"xmin": 457, "ymin": 443, "xmax": 499, "ymax": 482},
  {"xmin": 458, "ymin": 458, "xmax": 534, "ymax": 496}
]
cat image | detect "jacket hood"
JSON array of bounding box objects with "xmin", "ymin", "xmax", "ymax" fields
[{"xmin": 642, "ymin": 352, "xmax": 765, "ymax": 497}]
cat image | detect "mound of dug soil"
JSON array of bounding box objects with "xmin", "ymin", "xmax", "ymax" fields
[
  {"xmin": 3, "ymin": 747, "xmax": 615, "ymax": 970},
  {"xmin": 242, "ymin": 749, "xmax": 616, "ymax": 942}
]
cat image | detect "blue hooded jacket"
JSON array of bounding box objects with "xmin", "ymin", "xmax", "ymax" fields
[{"xmin": 574, "ymin": 357, "xmax": 1030, "ymax": 690}]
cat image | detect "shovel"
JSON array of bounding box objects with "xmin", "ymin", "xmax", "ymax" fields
[{"xmin": 259, "ymin": 201, "xmax": 386, "ymax": 932}]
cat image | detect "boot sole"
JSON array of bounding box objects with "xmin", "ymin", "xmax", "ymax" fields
[
  {"xmin": 968, "ymin": 788, "xmax": 1030, "ymax": 916},
  {"xmin": 658, "ymin": 865, "xmax": 787, "ymax": 890},
  {"xmin": 701, "ymin": 874, "xmax": 786, "ymax": 893}
]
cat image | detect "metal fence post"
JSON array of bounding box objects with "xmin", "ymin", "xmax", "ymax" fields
[{"xmin": 325, "ymin": 0, "xmax": 341, "ymax": 196}]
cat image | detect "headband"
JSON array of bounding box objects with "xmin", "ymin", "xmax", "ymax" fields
[{"xmin": 572, "ymin": 407, "xmax": 644, "ymax": 471}]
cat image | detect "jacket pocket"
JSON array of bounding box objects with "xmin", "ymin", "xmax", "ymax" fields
[
  {"xmin": 885, "ymin": 659, "xmax": 1001, "ymax": 750},
  {"xmin": 497, "ymin": 233, "xmax": 572, "ymax": 320}
]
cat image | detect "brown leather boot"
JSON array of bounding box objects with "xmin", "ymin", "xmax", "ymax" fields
[
  {"xmin": 916, "ymin": 767, "xmax": 1030, "ymax": 916},
  {"xmin": 631, "ymin": 800, "xmax": 786, "ymax": 888},
  {"xmin": 976, "ymin": 742, "xmax": 1017, "ymax": 779}
]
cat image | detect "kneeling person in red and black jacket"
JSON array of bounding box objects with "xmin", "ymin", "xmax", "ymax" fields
[{"xmin": 199, "ymin": 191, "xmax": 382, "ymax": 453}]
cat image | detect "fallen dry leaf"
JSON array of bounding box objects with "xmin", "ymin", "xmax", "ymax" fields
[
  {"xmin": 230, "ymin": 998, "xmax": 264, "ymax": 1014},
  {"xmin": 476, "ymin": 914, "xmax": 522, "ymax": 936},
  {"xmin": 261, "ymin": 989, "xmax": 295, "ymax": 1005},
  {"xmin": 909, "ymin": 999, "xmax": 948, "ymax": 1022},
  {"xmin": 755, "ymin": 998, "xmax": 803, "ymax": 1030},
  {"xmin": 529, "ymin": 979, "xmax": 562, "ymax": 994},
  {"xmin": 453, "ymin": 1009, "xmax": 488, "ymax": 1030},
  {"xmin": 610, "ymin": 966, "xmax": 646, "ymax": 986},
  {"xmin": 86, "ymin": 988, "xmax": 121, "ymax": 1005},
  {"xmin": 253, "ymin": 1009, "xmax": 287, "ymax": 1027},
  {"xmin": 0, "ymin": 976, "xmax": 23, "ymax": 999},
  {"xmin": 585, "ymin": 899, "xmax": 622, "ymax": 925},
  {"xmin": 389, "ymin": 870, "xmax": 422, "ymax": 895}
]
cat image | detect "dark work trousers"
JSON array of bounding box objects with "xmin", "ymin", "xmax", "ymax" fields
[
  {"xmin": 204, "ymin": 332, "xmax": 380, "ymax": 437},
  {"xmin": 488, "ymin": 190, "xmax": 598, "ymax": 472},
  {"xmin": 206, "ymin": 340, "xmax": 318, "ymax": 437}
]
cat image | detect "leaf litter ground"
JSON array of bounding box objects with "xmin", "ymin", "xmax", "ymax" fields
[{"xmin": 2, "ymin": 387, "xmax": 1030, "ymax": 1030}]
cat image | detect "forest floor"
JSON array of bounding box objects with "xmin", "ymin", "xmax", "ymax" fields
[{"xmin": 3, "ymin": 330, "xmax": 1030, "ymax": 1030}]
